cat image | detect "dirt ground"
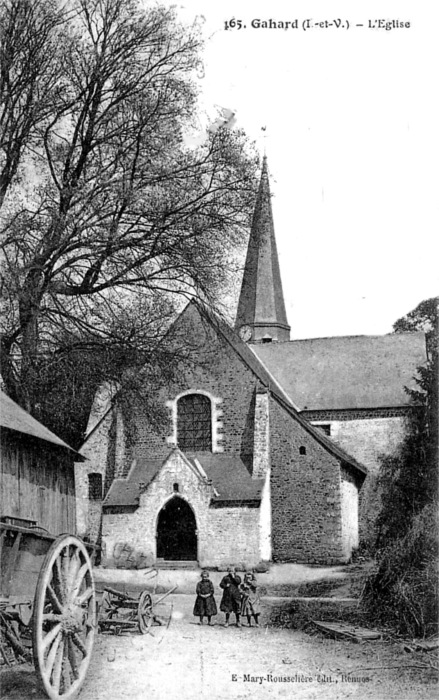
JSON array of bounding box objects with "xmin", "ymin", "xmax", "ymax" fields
[{"xmin": 1, "ymin": 595, "xmax": 437, "ymax": 700}]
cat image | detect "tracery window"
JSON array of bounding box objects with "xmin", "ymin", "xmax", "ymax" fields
[{"xmin": 177, "ymin": 393, "xmax": 212, "ymax": 451}]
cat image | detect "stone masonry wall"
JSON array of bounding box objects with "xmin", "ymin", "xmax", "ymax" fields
[
  {"xmin": 270, "ymin": 398, "xmax": 348, "ymax": 564},
  {"xmin": 125, "ymin": 304, "xmax": 259, "ymax": 471},
  {"xmin": 326, "ymin": 416, "xmax": 407, "ymax": 473},
  {"xmin": 101, "ymin": 450, "xmax": 261, "ymax": 568},
  {"xmin": 82, "ymin": 305, "xmax": 269, "ymax": 560},
  {"xmin": 75, "ymin": 411, "xmax": 113, "ymax": 541},
  {"xmin": 206, "ymin": 506, "xmax": 261, "ymax": 569},
  {"xmin": 253, "ymin": 390, "xmax": 270, "ymax": 479},
  {"xmin": 308, "ymin": 413, "xmax": 408, "ymax": 544}
]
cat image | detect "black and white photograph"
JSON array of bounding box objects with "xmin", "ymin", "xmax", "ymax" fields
[{"xmin": 0, "ymin": 0, "xmax": 438, "ymax": 698}]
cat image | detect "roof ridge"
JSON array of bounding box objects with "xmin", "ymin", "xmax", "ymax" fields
[{"xmin": 254, "ymin": 330, "xmax": 427, "ymax": 343}]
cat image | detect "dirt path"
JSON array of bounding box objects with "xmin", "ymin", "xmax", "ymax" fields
[{"xmin": 1, "ymin": 595, "xmax": 437, "ymax": 700}]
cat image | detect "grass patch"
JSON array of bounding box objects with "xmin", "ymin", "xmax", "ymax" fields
[{"xmin": 268, "ymin": 599, "xmax": 368, "ymax": 632}]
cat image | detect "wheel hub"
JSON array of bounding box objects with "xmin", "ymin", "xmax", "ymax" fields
[{"xmin": 61, "ymin": 603, "xmax": 85, "ymax": 634}]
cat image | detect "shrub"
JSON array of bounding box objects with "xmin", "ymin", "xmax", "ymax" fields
[{"xmin": 362, "ymin": 503, "xmax": 439, "ymax": 637}]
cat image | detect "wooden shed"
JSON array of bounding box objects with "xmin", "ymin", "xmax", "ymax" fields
[{"xmin": 0, "ymin": 390, "xmax": 83, "ymax": 535}]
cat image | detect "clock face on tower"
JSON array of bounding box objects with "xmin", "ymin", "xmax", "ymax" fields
[{"xmin": 239, "ymin": 325, "xmax": 252, "ymax": 342}]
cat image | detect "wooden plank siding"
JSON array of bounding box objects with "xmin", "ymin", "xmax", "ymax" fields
[{"xmin": 0, "ymin": 430, "xmax": 76, "ymax": 536}]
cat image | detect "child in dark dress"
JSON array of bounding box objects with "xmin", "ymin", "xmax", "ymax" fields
[
  {"xmin": 193, "ymin": 571, "xmax": 217, "ymax": 625},
  {"xmin": 219, "ymin": 566, "xmax": 242, "ymax": 627}
]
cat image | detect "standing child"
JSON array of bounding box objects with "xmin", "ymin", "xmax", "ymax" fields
[
  {"xmin": 219, "ymin": 566, "xmax": 242, "ymax": 627},
  {"xmin": 240, "ymin": 571, "xmax": 261, "ymax": 627},
  {"xmin": 193, "ymin": 570, "xmax": 217, "ymax": 625}
]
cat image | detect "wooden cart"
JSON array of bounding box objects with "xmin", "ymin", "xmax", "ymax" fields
[
  {"xmin": 0, "ymin": 517, "xmax": 97, "ymax": 700},
  {"xmin": 1, "ymin": 390, "xmax": 100, "ymax": 698},
  {"xmin": 98, "ymin": 584, "xmax": 177, "ymax": 636}
]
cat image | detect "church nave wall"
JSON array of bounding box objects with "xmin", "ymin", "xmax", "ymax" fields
[
  {"xmin": 307, "ymin": 412, "xmax": 408, "ymax": 544},
  {"xmin": 269, "ymin": 399, "xmax": 348, "ymax": 564}
]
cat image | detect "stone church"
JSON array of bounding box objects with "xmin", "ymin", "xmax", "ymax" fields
[{"xmin": 75, "ymin": 158, "xmax": 426, "ymax": 569}]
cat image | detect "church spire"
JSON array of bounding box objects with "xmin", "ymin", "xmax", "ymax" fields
[{"xmin": 235, "ymin": 156, "xmax": 290, "ymax": 343}]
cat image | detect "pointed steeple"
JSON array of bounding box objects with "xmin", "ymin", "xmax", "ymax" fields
[{"xmin": 235, "ymin": 156, "xmax": 290, "ymax": 343}]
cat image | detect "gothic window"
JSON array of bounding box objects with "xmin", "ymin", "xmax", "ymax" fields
[
  {"xmin": 88, "ymin": 473, "xmax": 103, "ymax": 500},
  {"xmin": 177, "ymin": 394, "xmax": 212, "ymax": 451}
]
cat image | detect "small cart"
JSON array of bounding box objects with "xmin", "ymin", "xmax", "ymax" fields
[{"xmin": 98, "ymin": 585, "xmax": 177, "ymax": 635}]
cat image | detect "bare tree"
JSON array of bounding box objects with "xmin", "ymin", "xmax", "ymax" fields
[
  {"xmin": 0, "ymin": 0, "xmax": 258, "ymax": 415},
  {"xmin": 0, "ymin": 0, "xmax": 67, "ymax": 205}
]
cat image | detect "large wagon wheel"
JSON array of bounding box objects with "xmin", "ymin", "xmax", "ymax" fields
[
  {"xmin": 32, "ymin": 535, "xmax": 96, "ymax": 700},
  {"xmin": 137, "ymin": 591, "xmax": 153, "ymax": 634}
]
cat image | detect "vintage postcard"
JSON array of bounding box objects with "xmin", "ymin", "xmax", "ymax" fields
[{"xmin": 0, "ymin": 0, "xmax": 437, "ymax": 699}]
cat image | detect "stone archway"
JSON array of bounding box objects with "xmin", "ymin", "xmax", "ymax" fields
[{"xmin": 156, "ymin": 497, "xmax": 197, "ymax": 561}]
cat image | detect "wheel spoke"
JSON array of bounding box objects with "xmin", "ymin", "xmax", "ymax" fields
[
  {"xmin": 67, "ymin": 636, "xmax": 79, "ymax": 680},
  {"xmin": 42, "ymin": 623, "xmax": 62, "ymax": 653},
  {"xmin": 42, "ymin": 613, "xmax": 63, "ymax": 623},
  {"xmin": 45, "ymin": 631, "xmax": 62, "ymax": 679},
  {"xmin": 62, "ymin": 547, "xmax": 70, "ymax": 584},
  {"xmin": 46, "ymin": 584, "xmax": 63, "ymax": 614},
  {"xmin": 54, "ymin": 556, "xmax": 66, "ymax": 604},
  {"xmin": 62, "ymin": 656, "xmax": 72, "ymax": 692},
  {"xmin": 71, "ymin": 563, "xmax": 90, "ymax": 598},
  {"xmin": 52, "ymin": 638, "xmax": 64, "ymax": 694},
  {"xmin": 71, "ymin": 632, "xmax": 87, "ymax": 657},
  {"xmin": 67, "ymin": 551, "xmax": 82, "ymax": 596},
  {"xmin": 76, "ymin": 587, "xmax": 93, "ymax": 606}
]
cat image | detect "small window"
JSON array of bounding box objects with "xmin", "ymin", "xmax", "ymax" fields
[
  {"xmin": 173, "ymin": 483, "xmax": 179, "ymax": 492},
  {"xmin": 299, "ymin": 446, "xmax": 307, "ymax": 456},
  {"xmin": 318, "ymin": 424, "xmax": 331, "ymax": 436},
  {"xmin": 88, "ymin": 473, "xmax": 103, "ymax": 501}
]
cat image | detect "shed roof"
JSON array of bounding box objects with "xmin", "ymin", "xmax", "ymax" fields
[
  {"xmin": 251, "ymin": 332, "xmax": 426, "ymax": 411},
  {"xmin": 0, "ymin": 390, "xmax": 81, "ymax": 455}
]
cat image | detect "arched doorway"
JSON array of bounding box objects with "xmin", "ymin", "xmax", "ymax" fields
[{"xmin": 156, "ymin": 497, "xmax": 197, "ymax": 561}]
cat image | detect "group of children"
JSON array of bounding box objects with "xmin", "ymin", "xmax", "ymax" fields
[{"xmin": 193, "ymin": 566, "xmax": 261, "ymax": 627}]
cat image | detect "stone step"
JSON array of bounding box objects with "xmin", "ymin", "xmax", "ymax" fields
[{"xmin": 155, "ymin": 560, "xmax": 199, "ymax": 570}]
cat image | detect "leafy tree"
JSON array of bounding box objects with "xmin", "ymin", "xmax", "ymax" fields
[
  {"xmin": 363, "ymin": 298, "xmax": 438, "ymax": 636},
  {"xmin": 376, "ymin": 297, "xmax": 438, "ymax": 545},
  {"xmin": 0, "ymin": 0, "xmax": 258, "ymax": 430},
  {"xmin": 393, "ymin": 297, "xmax": 438, "ymax": 348}
]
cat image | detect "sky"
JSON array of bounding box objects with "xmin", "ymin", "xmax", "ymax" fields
[{"xmin": 166, "ymin": 0, "xmax": 438, "ymax": 339}]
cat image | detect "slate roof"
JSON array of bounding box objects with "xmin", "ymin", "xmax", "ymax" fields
[
  {"xmin": 0, "ymin": 389, "xmax": 81, "ymax": 455},
  {"xmin": 104, "ymin": 459, "xmax": 164, "ymax": 507},
  {"xmin": 103, "ymin": 452, "xmax": 263, "ymax": 508},
  {"xmin": 235, "ymin": 156, "xmax": 290, "ymax": 337},
  {"xmin": 188, "ymin": 454, "xmax": 263, "ymax": 502},
  {"xmin": 251, "ymin": 333, "xmax": 427, "ymax": 411}
]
